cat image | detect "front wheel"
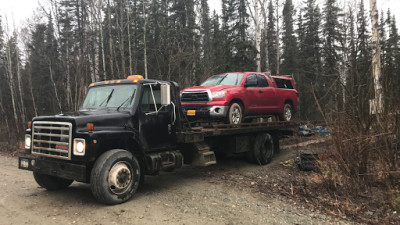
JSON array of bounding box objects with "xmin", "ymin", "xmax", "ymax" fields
[
  {"xmin": 226, "ymin": 103, "xmax": 243, "ymax": 124},
  {"xmin": 279, "ymin": 103, "xmax": 293, "ymax": 121},
  {"xmin": 90, "ymin": 149, "xmax": 141, "ymax": 205},
  {"xmin": 33, "ymin": 172, "xmax": 73, "ymax": 190}
]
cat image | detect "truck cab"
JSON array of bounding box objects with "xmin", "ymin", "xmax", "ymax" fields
[{"xmin": 19, "ymin": 76, "xmax": 184, "ymax": 204}]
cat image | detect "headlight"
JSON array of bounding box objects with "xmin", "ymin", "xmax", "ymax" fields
[
  {"xmin": 73, "ymin": 138, "xmax": 86, "ymax": 156},
  {"xmin": 211, "ymin": 91, "xmax": 226, "ymax": 98},
  {"xmin": 25, "ymin": 135, "xmax": 31, "ymax": 150}
]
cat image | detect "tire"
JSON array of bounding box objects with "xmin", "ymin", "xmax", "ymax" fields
[
  {"xmin": 226, "ymin": 103, "xmax": 243, "ymax": 124},
  {"xmin": 279, "ymin": 103, "xmax": 293, "ymax": 121},
  {"xmin": 33, "ymin": 172, "xmax": 73, "ymax": 191},
  {"xmin": 248, "ymin": 133, "xmax": 274, "ymax": 165},
  {"xmin": 90, "ymin": 149, "xmax": 141, "ymax": 205}
]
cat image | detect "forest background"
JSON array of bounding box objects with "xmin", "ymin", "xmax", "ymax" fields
[{"xmin": 0, "ymin": 0, "xmax": 399, "ymax": 142}]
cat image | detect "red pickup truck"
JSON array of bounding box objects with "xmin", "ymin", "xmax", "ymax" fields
[{"xmin": 181, "ymin": 72, "xmax": 298, "ymax": 124}]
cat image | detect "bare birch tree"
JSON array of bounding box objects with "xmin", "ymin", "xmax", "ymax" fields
[{"xmin": 369, "ymin": 0, "xmax": 383, "ymax": 114}]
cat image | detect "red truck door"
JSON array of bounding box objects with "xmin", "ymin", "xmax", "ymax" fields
[
  {"xmin": 243, "ymin": 74, "xmax": 264, "ymax": 114},
  {"xmin": 256, "ymin": 74, "xmax": 278, "ymax": 111}
]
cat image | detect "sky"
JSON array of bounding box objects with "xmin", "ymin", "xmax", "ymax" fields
[{"xmin": 0, "ymin": 0, "xmax": 399, "ymax": 30}]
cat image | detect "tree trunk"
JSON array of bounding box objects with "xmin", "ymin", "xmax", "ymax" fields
[
  {"xmin": 248, "ymin": 0, "xmax": 261, "ymax": 72},
  {"xmin": 107, "ymin": 0, "xmax": 115, "ymax": 79},
  {"xmin": 369, "ymin": 0, "xmax": 383, "ymax": 114},
  {"xmin": 5, "ymin": 39, "xmax": 20, "ymax": 137},
  {"xmin": 259, "ymin": 0, "xmax": 270, "ymax": 74},
  {"xmin": 143, "ymin": 0, "xmax": 148, "ymax": 79},
  {"xmin": 275, "ymin": 0, "xmax": 280, "ymax": 75},
  {"xmin": 119, "ymin": 0, "xmax": 126, "ymax": 76},
  {"xmin": 16, "ymin": 50, "xmax": 26, "ymax": 124},
  {"xmin": 0, "ymin": 97, "xmax": 12, "ymax": 142},
  {"xmin": 49, "ymin": 61, "xmax": 62, "ymax": 112},
  {"xmin": 127, "ymin": 2, "xmax": 133, "ymax": 75},
  {"xmin": 66, "ymin": 39, "xmax": 72, "ymax": 109}
]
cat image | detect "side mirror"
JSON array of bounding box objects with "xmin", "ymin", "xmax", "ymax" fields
[
  {"xmin": 161, "ymin": 84, "xmax": 171, "ymax": 106},
  {"xmin": 244, "ymin": 79, "xmax": 257, "ymax": 87}
]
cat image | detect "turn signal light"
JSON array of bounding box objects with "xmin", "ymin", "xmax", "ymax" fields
[
  {"xmin": 27, "ymin": 121, "xmax": 32, "ymax": 128},
  {"xmin": 86, "ymin": 123, "xmax": 94, "ymax": 131}
]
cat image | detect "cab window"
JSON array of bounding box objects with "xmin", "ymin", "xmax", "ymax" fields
[
  {"xmin": 257, "ymin": 75, "xmax": 269, "ymax": 87},
  {"xmin": 141, "ymin": 85, "xmax": 162, "ymax": 112},
  {"xmin": 245, "ymin": 74, "xmax": 257, "ymax": 83}
]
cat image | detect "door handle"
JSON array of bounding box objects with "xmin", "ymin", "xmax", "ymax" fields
[{"xmin": 259, "ymin": 90, "xmax": 263, "ymax": 93}]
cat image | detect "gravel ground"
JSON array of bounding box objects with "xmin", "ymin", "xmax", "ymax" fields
[{"xmin": 0, "ymin": 147, "xmax": 359, "ymax": 225}]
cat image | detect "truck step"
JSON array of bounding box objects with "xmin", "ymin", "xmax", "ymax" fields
[
  {"xmin": 191, "ymin": 150, "xmax": 216, "ymax": 167},
  {"xmin": 193, "ymin": 142, "xmax": 211, "ymax": 152}
]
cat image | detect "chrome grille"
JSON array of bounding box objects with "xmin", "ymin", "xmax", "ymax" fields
[
  {"xmin": 32, "ymin": 121, "xmax": 72, "ymax": 160},
  {"xmin": 181, "ymin": 91, "xmax": 210, "ymax": 102}
]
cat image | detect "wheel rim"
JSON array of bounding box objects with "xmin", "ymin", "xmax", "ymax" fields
[
  {"xmin": 284, "ymin": 107, "xmax": 291, "ymax": 121},
  {"xmin": 108, "ymin": 161, "xmax": 133, "ymax": 195},
  {"xmin": 231, "ymin": 107, "xmax": 241, "ymax": 124}
]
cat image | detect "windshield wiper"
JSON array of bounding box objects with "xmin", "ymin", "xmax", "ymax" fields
[
  {"xmin": 117, "ymin": 90, "xmax": 136, "ymax": 111},
  {"xmin": 216, "ymin": 75, "xmax": 228, "ymax": 85},
  {"xmin": 99, "ymin": 89, "xmax": 114, "ymax": 107}
]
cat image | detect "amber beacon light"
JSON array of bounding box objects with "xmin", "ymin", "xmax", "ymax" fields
[{"xmin": 127, "ymin": 75, "xmax": 144, "ymax": 80}]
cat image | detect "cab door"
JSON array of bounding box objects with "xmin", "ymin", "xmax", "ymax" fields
[
  {"xmin": 139, "ymin": 84, "xmax": 175, "ymax": 151},
  {"xmin": 256, "ymin": 74, "xmax": 277, "ymax": 110},
  {"xmin": 243, "ymin": 74, "xmax": 264, "ymax": 114}
]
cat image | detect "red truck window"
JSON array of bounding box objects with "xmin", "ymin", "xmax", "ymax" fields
[
  {"xmin": 257, "ymin": 75, "xmax": 269, "ymax": 87},
  {"xmin": 245, "ymin": 74, "xmax": 269, "ymax": 87},
  {"xmin": 274, "ymin": 78, "xmax": 294, "ymax": 89}
]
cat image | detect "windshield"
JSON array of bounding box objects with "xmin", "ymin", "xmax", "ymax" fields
[
  {"xmin": 81, "ymin": 84, "xmax": 137, "ymax": 110},
  {"xmin": 200, "ymin": 73, "xmax": 244, "ymax": 86}
]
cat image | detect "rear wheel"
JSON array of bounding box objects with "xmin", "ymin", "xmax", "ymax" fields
[
  {"xmin": 33, "ymin": 172, "xmax": 73, "ymax": 190},
  {"xmin": 279, "ymin": 103, "xmax": 293, "ymax": 121},
  {"xmin": 248, "ymin": 133, "xmax": 274, "ymax": 165},
  {"xmin": 90, "ymin": 149, "xmax": 141, "ymax": 205},
  {"xmin": 226, "ymin": 103, "xmax": 243, "ymax": 124}
]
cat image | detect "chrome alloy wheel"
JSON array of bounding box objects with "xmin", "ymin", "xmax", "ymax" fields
[
  {"xmin": 232, "ymin": 107, "xmax": 241, "ymax": 124},
  {"xmin": 108, "ymin": 161, "xmax": 133, "ymax": 195},
  {"xmin": 284, "ymin": 106, "xmax": 292, "ymax": 121}
]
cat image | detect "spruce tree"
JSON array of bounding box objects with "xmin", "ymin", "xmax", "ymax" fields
[
  {"xmin": 200, "ymin": 0, "xmax": 213, "ymax": 81},
  {"xmin": 322, "ymin": 0, "xmax": 341, "ymax": 114},
  {"xmin": 211, "ymin": 11, "xmax": 226, "ymax": 75},
  {"xmin": 385, "ymin": 12, "xmax": 400, "ymax": 97},
  {"xmin": 280, "ymin": 0, "xmax": 297, "ymax": 75},
  {"xmin": 221, "ymin": 0, "xmax": 256, "ymax": 72},
  {"xmin": 297, "ymin": 0, "xmax": 322, "ymax": 120},
  {"xmin": 267, "ymin": 0, "xmax": 277, "ymax": 74},
  {"xmin": 355, "ymin": 1, "xmax": 371, "ymax": 120}
]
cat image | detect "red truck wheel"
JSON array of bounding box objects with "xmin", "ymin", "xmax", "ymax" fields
[
  {"xmin": 227, "ymin": 103, "xmax": 243, "ymax": 124},
  {"xmin": 279, "ymin": 103, "xmax": 293, "ymax": 121}
]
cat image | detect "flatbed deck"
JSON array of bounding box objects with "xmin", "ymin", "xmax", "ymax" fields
[{"xmin": 176, "ymin": 121, "xmax": 297, "ymax": 143}]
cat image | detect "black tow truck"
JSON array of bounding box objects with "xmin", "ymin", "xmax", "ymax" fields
[{"xmin": 19, "ymin": 75, "xmax": 296, "ymax": 204}]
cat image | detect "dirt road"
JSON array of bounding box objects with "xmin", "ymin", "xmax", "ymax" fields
[{"xmin": 0, "ymin": 148, "xmax": 354, "ymax": 225}]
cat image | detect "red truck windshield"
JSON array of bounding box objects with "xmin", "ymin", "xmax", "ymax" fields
[{"xmin": 201, "ymin": 73, "xmax": 244, "ymax": 86}]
